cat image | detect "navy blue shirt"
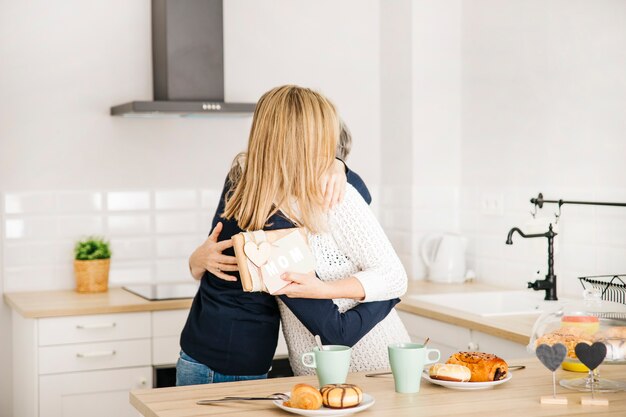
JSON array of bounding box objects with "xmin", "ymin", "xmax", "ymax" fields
[{"xmin": 179, "ymin": 169, "xmax": 399, "ymax": 375}]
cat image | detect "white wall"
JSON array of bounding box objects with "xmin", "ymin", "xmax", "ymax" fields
[
  {"xmin": 379, "ymin": 0, "xmax": 462, "ymax": 279},
  {"xmin": 380, "ymin": 0, "xmax": 626, "ymax": 296},
  {"xmin": 460, "ymin": 0, "xmax": 626, "ymax": 296},
  {"xmin": 0, "ymin": 1, "xmax": 381, "ymax": 415}
]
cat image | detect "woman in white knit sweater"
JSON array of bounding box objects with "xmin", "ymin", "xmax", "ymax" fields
[
  {"xmin": 275, "ymin": 181, "xmax": 410, "ymax": 374},
  {"xmin": 186, "ymin": 85, "xmax": 409, "ymax": 382}
]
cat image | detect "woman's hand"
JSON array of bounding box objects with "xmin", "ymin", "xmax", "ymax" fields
[
  {"xmin": 274, "ymin": 272, "xmax": 331, "ymax": 299},
  {"xmin": 320, "ymin": 159, "xmax": 348, "ymax": 210},
  {"xmin": 189, "ymin": 222, "xmax": 239, "ymax": 281},
  {"xmin": 274, "ymin": 272, "xmax": 365, "ymax": 300}
]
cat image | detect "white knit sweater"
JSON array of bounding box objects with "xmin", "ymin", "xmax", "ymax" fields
[{"xmin": 278, "ymin": 185, "xmax": 410, "ymax": 375}]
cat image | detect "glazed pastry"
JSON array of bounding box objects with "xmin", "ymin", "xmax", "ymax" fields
[
  {"xmin": 429, "ymin": 363, "xmax": 471, "ymax": 382},
  {"xmin": 446, "ymin": 352, "xmax": 508, "ymax": 382},
  {"xmin": 535, "ymin": 327, "xmax": 593, "ymax": 359},
  {"xmin": 284, "ymin": 383, "xmax": 323, "ymax": 410},
  {"xmin": 320, "ymin": 384, "xmax": 363, "ymax": 409}
]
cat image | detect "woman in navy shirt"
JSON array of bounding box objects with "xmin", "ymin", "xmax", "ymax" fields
[{"xmin": 178, "ymin": 86, "xmax": 403, "ymax": 384}]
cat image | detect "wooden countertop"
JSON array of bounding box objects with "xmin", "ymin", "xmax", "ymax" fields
[
  {"xmin": 130, "ymin": 358, "xmax": 626, "ymax": 417},
  {"xmin": 3, "ymin": 287, "xmax": 193, "ymax": 318},
  {"xmin": 398, "ymin": 281, "xmax": 538, "ymax": 344},
  {"xmin": 3, "ymin": 280, "xmax": 539, "ymax": 347}
]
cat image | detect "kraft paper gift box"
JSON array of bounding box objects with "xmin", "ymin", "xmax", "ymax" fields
[{"xmin": 232, "ymin": 228, "xmax": 316, "ymax": 294}]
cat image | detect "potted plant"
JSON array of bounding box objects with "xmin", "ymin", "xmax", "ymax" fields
[{"xmin": 74, "ymin": 236, "xmax": 112, "ymax": 293}]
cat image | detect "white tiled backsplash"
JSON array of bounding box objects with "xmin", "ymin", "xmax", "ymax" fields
[
  {"xmin": 380, "ymin": 185, "xmax": 626, "ymax": 299},
  {"xmin": 3, "ymin": 186, "xmax": 626, "ymax": 296},
  {"xmin": 1, "ymin": 189, "xmax": 219, "ymax": 292}
]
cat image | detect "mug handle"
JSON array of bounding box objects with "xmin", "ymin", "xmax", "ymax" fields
[
  {"xmin": 302, "ymin": 352, "xmax": 317, "ymax": 369},
  {"xmin": 425, "ymin": 348, "xmax": 441, "ymax": 364}
]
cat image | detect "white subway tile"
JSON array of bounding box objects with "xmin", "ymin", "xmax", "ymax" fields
[
  {"xmin": 413, "ymin": 208, "xmax": 459, "ymax": 232},
  {"xmin": 58, "ymin": 215, "xmax": 104, "ymax": 238},
  {"xmin": 106, "ymin": 191, "xmax": 150, "ymax": 211},
  {"xmin": 476, "ymin": 235, "xmax": 505, "ymax": 260},
  {"xmin": 57, "ymin": 191, "xmax": 103, "ymax": 212},
  {"xmin": 156, "ymin": 236, "xmax": 202, "ymax": 258},
  {"xmin": 107, "ymin": 214, "xmax": 151, "ymax": 235},
  {"xmin": 558, "ymin": 218, "xmax": 595, "ymax": 245},
  {"xmin": 155, "ymin": 213, "xmax": 198, "ymax": 234},
  {"xmin": 557, "ymin": 243, "xmax": 596, "ymax": 274},
  {"xmin": 4, "ymin": 266, "xmax": 74, "ymax": 292},
  {"xmin": 380, "ymin": 185, "xmax": 412, "ymax": 208},
  {"xmin": 475, "ymin": 258, "xmax": 530, "ymax": 289},
  {"xmin": 4, "ymin": 241, "xmax": 69, "ymax": 267},
  {"xmin": 109, "ymin": 238, "xmax": 153, "ymax": 260},
  {"xmin": 201, "ymin": 189, "xmax": 222, "ymax": 209},
  {"xmin": 155, "ymin": 190, "xmax": 198, "ymax": 210},
  {"xmin": 155, "ymin": 259, "xmax": 191, "ymax": 282},
  {"xmin": 413, "ymin": 186, "xmax": 458, "ymax": 209},
  {"xmin": 4, "ymin": 192, "xmax": 56, "ymax": 214},
  {"xmin": 5, "ymin": 217, "xmax": 57, "ymax": 239},
  {"xmin": 596, "ymin": 246, "xmax": 626, "ymax": 274},
  {"xmin": 108, "ymin": 261, "xmax": 152, "ymax": 284},
  {"xmin": 198, "ymin": 213, "xmax": 215, "ymax": 234}
]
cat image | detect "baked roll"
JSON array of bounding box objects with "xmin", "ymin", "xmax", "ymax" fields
[
  {"xmin": 446, "ymin": 352, "xmax": 508, "ymax": 382},
  {"xmin": 429, "ymin": 363, "xmax": 471, "ymax": 382},
  {"xmin": 320, "ymin": 384, "xmax": 363, "ymax": 409},
  {"xmin": 284, "ymin": 383, "xmax": 323, "ymax": 410},
  {"xmin": 535, "ymin": 327, "xmax": 593, "ymax": 359}
]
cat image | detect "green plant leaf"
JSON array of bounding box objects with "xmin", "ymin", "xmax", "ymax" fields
[{"xmin": 74, "ymin": 236, "xmax": 111, "ymax": 260}]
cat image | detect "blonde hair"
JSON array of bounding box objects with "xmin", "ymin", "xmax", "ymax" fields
[{"xmin": 223, "ymin": 85, "xmax": 339, "ymax": 232}]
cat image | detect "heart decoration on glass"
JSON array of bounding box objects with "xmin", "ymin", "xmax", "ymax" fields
[
  {"xmin": 536, "ymin": 343, "xmax": 568, "ymax": 404},
  {"xmin": 575, "ymin": 342, "xmax": 607, "ymax": 371},
  {"xmin": 575, "ymin": 342, "xmax": 608, "ymax": 403},
  {"xmin": 243, "ymin": 241, "xmax": 272, "ymax": 267},
  {"xmin": 536, "ymin": 343, "xmax": 567, "ymax": 372}
]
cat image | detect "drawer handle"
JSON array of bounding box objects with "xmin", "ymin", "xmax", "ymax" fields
[
  {"xmin": 76, "ymin": 322, "xmax": 117, "ymax": 329},
  {"xmin": 76, "ymin": 350, "xmax": 117, "ymax": 358}
]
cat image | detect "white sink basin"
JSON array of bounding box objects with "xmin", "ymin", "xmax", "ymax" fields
[{"xmin": 409, "ymin": 291, "xmax": 570, "ymax": 317}]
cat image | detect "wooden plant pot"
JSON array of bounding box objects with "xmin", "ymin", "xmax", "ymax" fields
[{"xmin": 74, "ymin": 259, "xmax": 110, "ymax": 293}]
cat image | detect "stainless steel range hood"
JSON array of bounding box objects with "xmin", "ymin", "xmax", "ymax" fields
[{"xmin": 111, "ymin": 0, "xmax": 255, "ymax": 118}]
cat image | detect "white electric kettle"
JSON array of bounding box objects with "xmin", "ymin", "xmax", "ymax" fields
[{"xmin": 421, "ymin": 233, "xmax": 467, "ymax": 283}]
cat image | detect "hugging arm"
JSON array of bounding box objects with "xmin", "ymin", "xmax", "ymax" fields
[{"xmin": 278, "ymin": 295, "xmax": 399, "ymax": 346}]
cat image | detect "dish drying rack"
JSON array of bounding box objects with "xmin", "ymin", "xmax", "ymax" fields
[{"xmin": 579, "ymin": 274, "xmax": 626, "ymax": 305}]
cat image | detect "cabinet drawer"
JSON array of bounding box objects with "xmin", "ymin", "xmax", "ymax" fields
[
  {"xmin": 40, "ymin": 366, "xmax": 152, "ymax": 417},
  {"xmin": 152, "ymin": 310, "xmax": 188, "ymax": 337},
  {"xmin": 39, "ymin": 339, "xmax": 151, "ymax": 375},
  {"xmin": 39, "ymin": 312, "xmax": 151, "ymax": 346}
]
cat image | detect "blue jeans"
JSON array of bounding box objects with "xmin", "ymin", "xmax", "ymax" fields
[{"xmin": 176, "ymin": 351, "xmax": 268, "ymax": 386}]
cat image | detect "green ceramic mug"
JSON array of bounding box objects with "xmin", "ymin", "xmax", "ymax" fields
[
  {"xmin": 388, "ymin": 342, "xmax": 441, "ymax": 393},
  {"xmin": 301, "ymin": 345, "xmax": 351, "ymax": 386}
]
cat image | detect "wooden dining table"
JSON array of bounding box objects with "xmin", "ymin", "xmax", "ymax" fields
[{"xmin": 130, "ymin": 358, "xmax": 626, "ymax": 417}]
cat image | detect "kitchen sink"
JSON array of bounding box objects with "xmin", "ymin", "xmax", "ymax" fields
[{"xmin": 408, "ymin": 291, "xmax": 571, "ymax": 317}]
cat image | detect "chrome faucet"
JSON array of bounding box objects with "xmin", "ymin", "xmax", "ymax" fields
[{"xmin": 505, "ymin": 223, "xmax": 558, "ymax": 301}]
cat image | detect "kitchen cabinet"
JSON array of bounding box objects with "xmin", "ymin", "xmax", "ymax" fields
[
  {"xmin": 39, "ymin": 367, "xmax": 151, "ymax": 417},
  {"xmin": 397, "ymin": 311, "xmax": 530, "ymax": 361},
  {"xmin": 11, "ymin": 309, "xmax": 175, "ymax": 417},
  {"xmin": 9, "ymin": 292, "xmax": 290, "ymax": 417}
]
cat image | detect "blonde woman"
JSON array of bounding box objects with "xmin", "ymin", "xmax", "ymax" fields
[{"xmin": 178, "ymin": 85, "xmax": 409, "ymax": 385}]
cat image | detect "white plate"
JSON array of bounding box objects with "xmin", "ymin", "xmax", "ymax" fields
[
  {"xmin": 273, "ymin": 392, "xmax": 375, "ymax": 417},
  {"xmin": 421, "ymin": 372, "xmax": 512, "ymax": 390}
]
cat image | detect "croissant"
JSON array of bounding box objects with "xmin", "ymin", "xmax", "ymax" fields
[
  {"xmin": 320, "ymin": 384, "xmax": 363, "ymax": 409},
  {"xmin": 446, "ymin": 352, "xmax": 508, "ymax": 382},
  {"xmin": 284, "ymin": 384, "xmax": 323, "ymax": 410}
]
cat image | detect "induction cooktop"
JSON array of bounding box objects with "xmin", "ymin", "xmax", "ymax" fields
[{"xmin": 123, "ymin": 283, "xmax": 199, "ymax": 301}]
